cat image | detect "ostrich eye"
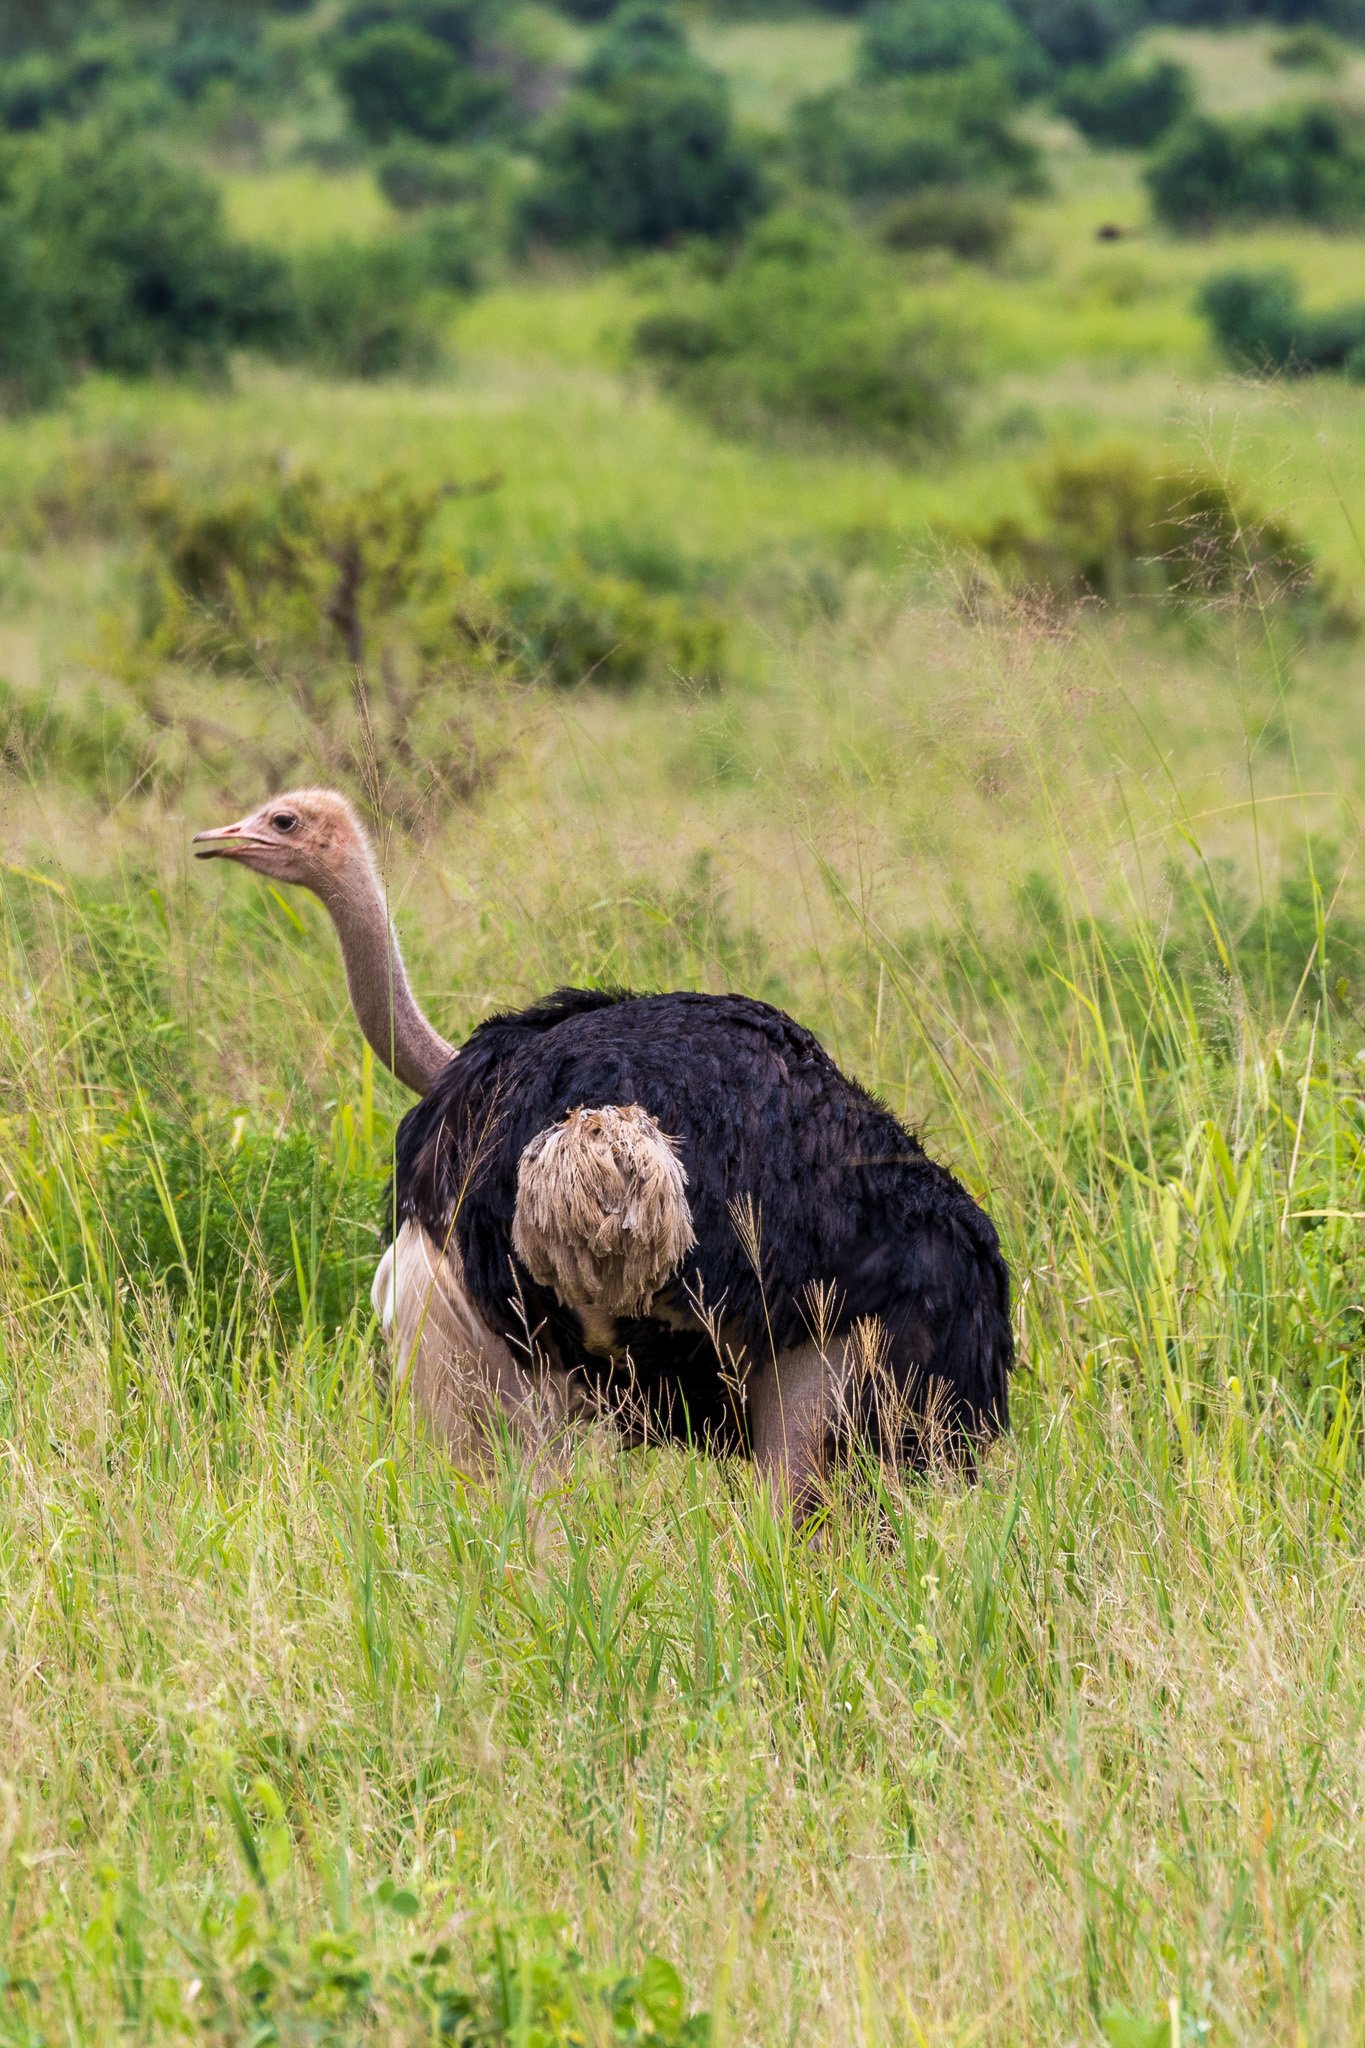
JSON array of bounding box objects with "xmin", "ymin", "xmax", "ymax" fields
[{"xmin": 272, "ymin": 812, "xmax": 299, "ymax": 834}]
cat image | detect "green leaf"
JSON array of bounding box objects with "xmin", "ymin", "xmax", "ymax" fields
[
  {"xmin": 1101, "ymin": 2008, "xmax": 1169, "ymax": 2048},
  {"xmin": 639, "ymin": 1955, "xmax": 685, "ymax": 2034}
]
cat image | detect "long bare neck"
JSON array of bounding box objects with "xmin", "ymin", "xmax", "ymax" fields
[{"xmin": 316, "ymin": 852, "xmax": 454, "ymax": 1095}]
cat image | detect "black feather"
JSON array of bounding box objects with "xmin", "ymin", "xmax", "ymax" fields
[{"xmin": 393, "ymin": 988, "xmax": 1013, "ymax": 1459}]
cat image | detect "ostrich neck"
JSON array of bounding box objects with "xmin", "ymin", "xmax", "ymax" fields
[{"xmin": 318, "ymin": 862, "xmax": 455, "ymax": 1095}]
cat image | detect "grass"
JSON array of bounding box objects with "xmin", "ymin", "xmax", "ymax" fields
[{"xmin": 3, "ymin": 16, "xmax": 1365, "ymax": 2043}]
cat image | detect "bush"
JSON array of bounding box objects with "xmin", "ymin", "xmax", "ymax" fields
[
  {"xmin": 0, "ymin": 211, "xmax": 62, "ymax": 409},
  {"xmin": 134, "ymin": 465, "xmax": 726, "ymax": 693},
  {"xmin": 0, "ymin": 675, "xmax": 146, "ymax": 794},
  {"xmin": 1271, "ymin": 25, "xmax": 1348, "ymax": 72},
  {"xmin": 524, "ymin": 72, "xmax": 765, "ymax": 248},
  {"xmin": 0, "ymin": 52, "xmax": 75, "ymax": 130},
  {"xmin": 10, "ymin": 129, "xmax": 292, "ymax": 378},
  {"xmin": 376, "ymin": 134, "xmax": 504, "ymax": 208},
  {"xmin": 793, "ymin": 71, "xmax": 1043, "ymax": 198},
  {"xmin": 634, "ymin": 207, "xmax": 967, "ymax": 447},
  {"xmin": 1200, "ymin": 265, "xmax": 1365, "ymax": 373},
  {"xmin": 965, "ymin": 445, "xmax": 1322, "ymax": 608},
  {"xmin": 859, "ymin": 0, "xmax": 1047, "ymax": 89},
  {"xmin": 332, "ymin": 22, "xmax": 505, "ymax": 143},
  {"xmin": 579, "ymin": 3, "xmax": 701, "ymax": 89},
  {"xmin": 1056, "ymin": 55, "xmax": 1193, "ymax": 147},
  {"xmin": 878, "ymin": 184, "xmax": 1015, "ymax": 257},
  {"xmin": 162, "ymin": 22, "xmax": 270, "ymax": 103},
  {"xmin": 1148, "ymin": 104, "xmax": 1365, "ymax": 230},
  {"xmin": 280, "ymin": 237, "xmax": 448, "ymax": 378},
  {"xmin": 445, "ymin": 559, "xmax": 728, "ymax": 687},
  {"xmin": 1003, "ymin": 0, "xmax": 1129, "ymax": 68}
]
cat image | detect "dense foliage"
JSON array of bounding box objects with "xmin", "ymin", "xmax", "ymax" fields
[
  {"xmin": 1200, "ymin": 265, "xmax": 1365, "ymax": 373},
  {"xmin": 858, "ymin": 0, "xmax": 1048, "ymax": 88},
  {"xmin": 634, "ymin": 207, "xmax": 965, "ymax": 444},
  {"xmin": 0, "ymin": 127, "xmax": 289, "ymax": 392},
  {"xmin": 793, "ymin": 71, "xmax": 1043, "ymax": 198},
  {"xmin": 1148, "ymin": 102, "xmax": 1365, "ymax": 228},
  {"xmin": 517, "ymin": 9, "xmax": 767, "ymax": 249},
  {"xmin": 1056, "ymin": 53, "xmax": 1193, "ymax": 145},
  {"xmin": 968, "ymin": 444, "xmax": 1323, "ymax": 606}
]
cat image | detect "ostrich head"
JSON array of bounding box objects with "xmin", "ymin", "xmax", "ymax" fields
[
  {"xmin": 193, "ymin": 788, "xmax": 455, "ymax": 1095},
  {"xmin": 193, "ymin": 787, "xmax": 372, "ymax": 898}
]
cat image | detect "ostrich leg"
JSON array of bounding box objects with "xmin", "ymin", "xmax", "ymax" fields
[
  {"xmin": 746, "ymin": 1340, "xmax": 845, "ymax": 1516},
  {"xmin": 374, "ymin": 1223, "xmax": 586, "ymax": 1469}
]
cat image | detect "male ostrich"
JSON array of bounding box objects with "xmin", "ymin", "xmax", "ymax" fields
[{"xmin": 194, "ymin": 789, "xmax": 1013, "ymax": 1504}]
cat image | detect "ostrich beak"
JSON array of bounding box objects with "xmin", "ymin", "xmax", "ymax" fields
[{"xmin": 192, "ymin": 816, "xmax": 261, "ymax": 861}]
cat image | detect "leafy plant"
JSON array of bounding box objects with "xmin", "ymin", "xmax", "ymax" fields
[
  {"xmin": 1199, "ymin": 265, "xmax": 1365, "ymax": 375},
  {"xmin": 964, "ymin": 444, "xmax": 1325, "ymax": 610},
  {"xmin": 4, "ymin": 126, "xmax": 291, "ymax": 379},
  {"xmin": 1271, "ymin": 24, "xmax": 1348, "ymax": 72},
  {"xmin": 859, "ymin": 0, "xmax": 1047, "ymax": 90},
  {"xmin": 1148, "ymin": 102, "xmax": 1365, "ymax": 230},
  {"xmin": 1057, "ymin": 55, "xmax": 1193, "ymax": 147},
  {"xmin": 793, "ymin": 71, "xmax": 1043, "ymax": 199},
  {"xmin": 331, "ymin": 21, "xmax": 507, "ymax": 143},
  {"xmin": 279, "ymin": 236, "xmax": 449, "ymax": 378},
  {"xmin": 879, "ymin": 184, "xmax": 1015, "ymax": 258},
  {"xmin": 443, "ymin": 557, "xmax": 729, "ymax": 688},
  {"xmin": 635, "ymin": 207, "xmax": 967, "ymax": 447},
  {"xmin": 524, "ymin": 71, "xmax": 765, "ymax": 248}
]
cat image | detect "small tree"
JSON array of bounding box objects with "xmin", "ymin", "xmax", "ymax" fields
[
  {"xmin": 332, "ymin": 22, "xmax": 503, "ymax": 143},
  {"xmin": 1149, "ymin": 103, "xmax": 1365, "ymax": 230},
  {"xmin": 525, "ymin": 73, "xmax": 765, "ymax": 248},
  {"xmin": 794, "ymin": 73, "xmax": 1043, "ymax": 199},
  {"xmin": 1057, "ymin": 56, "xmax": 1192, "ymax": 147},
  {"xmin": 1003, "ymin": 0, "xmax": 1128, "ymax": 70},
  {"xmin": 859, "ymin": 0, "xmax": 1046, "ymax": 90},
  {"xmin": 12, "ymin": 129, "xmax": 290, "ymax": 377},
  {"xmin": 0, "ymin": 212, "xmax": 63, "ymax": 409},
  {"xmin": 634, "ymin": 207, "xmax": 967, "ymax": 446}
]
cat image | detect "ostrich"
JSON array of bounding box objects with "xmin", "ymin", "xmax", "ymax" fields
[{"xmin": 194, "ymin": 789, "xmax": 1013, "ymax": 1505}]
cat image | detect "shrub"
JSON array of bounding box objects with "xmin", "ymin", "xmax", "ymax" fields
[
  {"xmin": 162, "ymin": 22, "xmax": 270, "ymax": 103},
  {"xmin": 524, "ymin": 72, "xmax": 765, "ymax": 247},
  {"xmin": 10, "ymin": 129, "xmax": 292, "ymax": 378},
  {"xmin": 0, "ymin": 52, "xmax": 75, "ymax": 130},
  {"xmin": 280, "ymin": 238, "xmax": 448, "ymax": 378},
  {"xmin": 1003, "ymin": 0, "xmax": 1129, "ymax": 69},
  {"xmin": 332, "ymin": 22, "xmax": 505, "ymax": 143},
  {"xmin": 878, "ymin": 184, "xmax": 1015, "ymax": 257},
  {"xmin": 634, "ymin": 207, "xmax": 966, "ymax": 446},
  {"xmin": 1200, "ymin": 265, "xmax": 1365, "ymax": 374},
  {"xmin": 135, "ymin": 466, "xmax": 726, "ymax": 692},
  {"xmin": 793, "ymin": 72, "xmax": 1043, "ymax": 198},
  {"xmin": 579, "ymin": 3, "xmax": 701, "ymax": 89},
  {"xmin": 1056, "ymin": 56, "xmax": 1193, "ymax": 147},
  {"xmin": 445, "ymin": 559, "xmax": 728, "ymax": 687},
  {"xmin": 859, "ymin": 0, "xmax": 1047, "ymax": 90},
  {"xmin": 1271, "ymin": 25, "xmax": 1347, "ymax": 73},
  {"xmin": 376, "ymin": 134, "xmax": 503, "ymax": 208},
  {"xmin": 137, "ymin": 467, "xmax": 451, "ymax": 670},
  {"xmin": 0, "ymin": 211, "xmax": 63, "ymax": 409},
  {"xmin": 965, "ymin": 445, "xmax": 1322, "ymax": 608},
  {"xmin": 0, "ymin": 675, "xmax": 146, "ymax": 793},
  {"xmin": 334, "ymin": 0, "xmax": 487, "ymax": 58},
  {"xmin": 1148, "ymin": 104, "xmax": 1365, "ymax": 230}
]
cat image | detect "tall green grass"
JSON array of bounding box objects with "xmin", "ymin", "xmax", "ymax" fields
[{"xmin": 1, "ymin": 638, "xmax": 1362, "ymax": 2039}]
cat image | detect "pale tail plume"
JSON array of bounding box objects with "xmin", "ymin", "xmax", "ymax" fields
[{"xmin": 512, "ymin": 1104, "xmax": 696, "ymax": 1317}]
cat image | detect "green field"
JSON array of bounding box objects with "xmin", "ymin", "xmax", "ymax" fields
[{"xmin": 3, "ymin": 14, "xmax": 1365, "ymax": 2046}]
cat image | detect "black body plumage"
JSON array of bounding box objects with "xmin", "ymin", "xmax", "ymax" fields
[{"xmin": 393, "ymin": 988, "xmax": 1013, "ymax": 1460}]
